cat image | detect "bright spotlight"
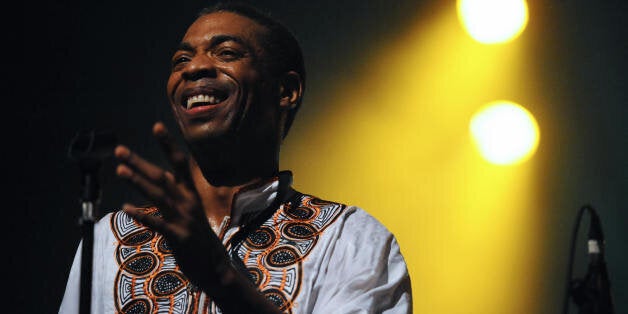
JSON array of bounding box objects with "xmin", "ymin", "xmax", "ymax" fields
[
  {"xmin": 457, "ymin": 0, "xmax": 529, "ymax": 44},
  {"xmin": 470, "ymin": 100, "xmax": 539, "ymax": 165}
]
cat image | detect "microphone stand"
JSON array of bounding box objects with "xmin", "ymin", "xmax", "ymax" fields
[
  {"xmin": 68, "ymin": 130, "xmax": 116, "ymax": 314},
  {"xmin": 78, "ymin": 159, "xmax": 99, "ymax": 314}
]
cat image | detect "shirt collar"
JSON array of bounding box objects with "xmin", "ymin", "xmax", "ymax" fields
[{"xmin": 229, "ymin": 171, "xmax": 293, "ymax": 226}]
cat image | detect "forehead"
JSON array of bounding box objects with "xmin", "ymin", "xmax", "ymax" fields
[{"xmin": 182, "ymin": 12, "xmax": 268, "ymax": 48}]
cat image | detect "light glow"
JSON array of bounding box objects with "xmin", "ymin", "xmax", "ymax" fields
[
  {"xmin": 282, "ymin": 2, "xmax": 543, "ymax": 312},
  {"xmin": 470, "ymin": 100, "xmax": 540, "ymax": 165},
  {"xmin": 457, "ymin": 0, "xmax": 529, "ymax": 44}
]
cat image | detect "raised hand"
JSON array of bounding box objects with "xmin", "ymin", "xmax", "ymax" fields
[
  {"xmin": 114, "ymin": 122, "xmax": 231, "ymax": 289},
  {"xmin": 113, "ymin": 122, "xmax": 282, "ymax": 314}
]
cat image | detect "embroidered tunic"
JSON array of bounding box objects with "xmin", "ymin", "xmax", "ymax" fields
[{"xmin": 59, "ymin": 175, "xmax": 412, "ymax": 313}]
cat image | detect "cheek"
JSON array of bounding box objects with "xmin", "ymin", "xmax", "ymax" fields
[{"xmin": 166, "ymin": 73, "xmax": 180, "ymax": 103}]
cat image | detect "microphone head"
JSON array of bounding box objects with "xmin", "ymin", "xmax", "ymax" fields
[{"xmin": 68, "ymin": 129, "xmax": 118, "ymax": 171}]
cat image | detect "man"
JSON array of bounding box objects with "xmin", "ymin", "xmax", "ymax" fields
[{"xmin": 60, "ymin": 2, "xmax": 412, "ymax": 313}]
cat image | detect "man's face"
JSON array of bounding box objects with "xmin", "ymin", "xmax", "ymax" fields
[{"xmin": 167, "ymin": 12, "xmax": 280, "ymax": 145}]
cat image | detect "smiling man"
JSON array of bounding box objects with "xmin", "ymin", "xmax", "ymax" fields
[{"xmin": 59, "ymin": 2, "xmax": 412, "ymax": 313}]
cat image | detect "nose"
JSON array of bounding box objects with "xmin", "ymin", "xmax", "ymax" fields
[{"xmin": 181, "ymin": 54, "xmax": 217, "ymax": 81}]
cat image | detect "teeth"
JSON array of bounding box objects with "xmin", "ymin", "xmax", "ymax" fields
[{"xmin": 186, "ymin": 94, "xmax": 223, "ymax": 109}]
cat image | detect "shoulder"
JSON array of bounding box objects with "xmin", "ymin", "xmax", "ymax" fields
[
  {"xmin": 292, "ymin": 193, "xmax": 397, "ymax": 246},
  {"xmin": 341, "ymin": 205, "xmax": 394, "ymax": 236},
  {"xmin": 331, "ymin": 205, "xmax": 402, "ymax": 260},
  {"xmin": 292, "ymin": 196, "xmax": 412, "ymax": 313}
]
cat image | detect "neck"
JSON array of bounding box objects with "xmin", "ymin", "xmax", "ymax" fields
[
  {"xmin": 188, "ymin": 156, "xmax": 278, "ymax": 230},
  {"xmin": 188, "ymin": 133, "xmax": 280, "ymax": 186}
]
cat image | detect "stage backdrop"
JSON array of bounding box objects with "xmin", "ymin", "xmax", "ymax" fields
[{"xmin": 19, "ymin": 0, "xmax": 627, "ymax": 313}]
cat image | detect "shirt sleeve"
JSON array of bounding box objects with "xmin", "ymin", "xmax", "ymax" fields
[
  {"xmin": 311, "ymin": 207, "xmax": 412, "ymax": 314},
  {"xmin": 58, "ymin": 240, "xmax": 82, "ymax": 314}
]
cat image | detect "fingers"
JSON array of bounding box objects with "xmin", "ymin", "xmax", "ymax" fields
[
  {"xmin": 116, "ymin": 163, "xmax": 170, "ymax": 201},
  {"xmin": 115, "ymin": 123, "xmax": 197, "ymax": 221},
  {"xmin": 115, "ymin": 145, "xmax": 181, "ymax": 213},
  {"xmin": 152, "ymin": 122, "xmax": 193, "ymax": 187},
  {"xmin": 123, "ymin": 203, "xmax": 175, "ymax": 237},
  {"xmin": 115, "ymin": 145, "xmax": 175, "ymax": 184}
]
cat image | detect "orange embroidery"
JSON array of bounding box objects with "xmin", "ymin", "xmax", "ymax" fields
[
  {"xmin": 234, "ymin": 195, "xmax": 346, "ymax": 313},
  {"xmin": 111, "ymin": 195, "xmax": 345, "ymax": 314}
]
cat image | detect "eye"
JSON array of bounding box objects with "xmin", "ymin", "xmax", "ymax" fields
[
  {"xmin": 171, "ymin": 55, "xmax": 190, "ymax": 69},
  {"xmin": 215, "ymin": 48, "xmax": 244, "ymax": 61}
]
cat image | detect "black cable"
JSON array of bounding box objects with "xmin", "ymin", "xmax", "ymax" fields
[{"xmin": 562, "ymin": 205, "xmax": 594, "ymax": 314}]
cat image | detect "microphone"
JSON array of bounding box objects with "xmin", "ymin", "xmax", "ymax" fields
[
  {"xmin": 68, "ymin": 129, "xmax": 118, "ymax": 162},
  {"xmin": 572, "ymin": 206, "xmax": 615, "ymax": 314},
  {"xmin": 68, "ymin": 129, "xmax": 117, "ymax": 203}
]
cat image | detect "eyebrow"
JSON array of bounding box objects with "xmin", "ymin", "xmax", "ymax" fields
[{"xmin": 176, "ymin": 35, "xmax": 251, "ymax": 53}]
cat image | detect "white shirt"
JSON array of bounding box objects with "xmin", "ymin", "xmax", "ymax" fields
[{"xmin": 59, "ymin": 175, "xmax": 412, "ymax": 313}]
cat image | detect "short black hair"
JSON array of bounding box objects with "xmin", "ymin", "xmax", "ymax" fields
[{"xmin": 198, "ymin": 2, "xmax": 306, "ymax": 139}]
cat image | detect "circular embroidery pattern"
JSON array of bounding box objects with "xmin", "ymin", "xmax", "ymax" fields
[
  {"xmin": 151, "ymin": 271, "xmax": 185, "ymax": 296},
  {"xmin": 113, "ymin": 208, "xmax": 199, "ymax": 313},
  {"xmin": 157, "ymin": 237, "xmax": 172, "ymax": 253},
  {"xmin": 121, "ymin": 252, "xmax": 157, "ymax": 276},
  {"xmin": 246, "ymin": 226, "xmax": 275, "ymax": 249},
  {"xmin": 285, "ymin": 206, "xmax": 315, "ymax": 220},
  {"xmin": 235, "ymin": 195, "xmax": 347, "ymax": 314},
  {"xmin": 264, "ymin": 289, "xmax": 289, "ymax": 311},
  {"xmin": 266, "ymin": 246, "xmax": 300, "ymax": 267},
  {"xmin": 248, "ymin": 267, "xmax": 264, "ymax": 286},
  {"xmin": 309, "ymin": 198, "xmax": 333, "ymax": 207},
  {"xmin": 121, "ymin": 298, "xmax": 151, "ymax": 314},
  {"xmin": 121, "ymin": 229, "xmax": 154, "ymax": 246},
  {"xmin": 283, "ymin": 222, "xmax": 317, "ymax": 239}
]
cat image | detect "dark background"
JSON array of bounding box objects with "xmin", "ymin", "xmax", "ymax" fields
[{"xmin": 16, "ymin": 0, "xmax": 626, "ymax": 313}]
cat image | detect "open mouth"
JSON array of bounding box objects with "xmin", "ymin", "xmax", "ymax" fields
[{"xmin": 184, "ymin": 90, "xmax": 229, "ymax": 110}]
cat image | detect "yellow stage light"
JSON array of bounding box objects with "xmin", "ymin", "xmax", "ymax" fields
[
  {"xmin": 457, "ymin": 0, "xmax": 529, "ymax": 44},
  {"xmin": 283, "ymin": 2, "xmax": 543, "ymax": 311},
  {"xmin": 470, "ymin": 100, "xmax": 540, "ymax": 165}
]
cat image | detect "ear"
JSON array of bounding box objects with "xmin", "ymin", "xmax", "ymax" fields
[{"xmin": 278, "ymin": 71, "xmax": 303, "ymax": 110}]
